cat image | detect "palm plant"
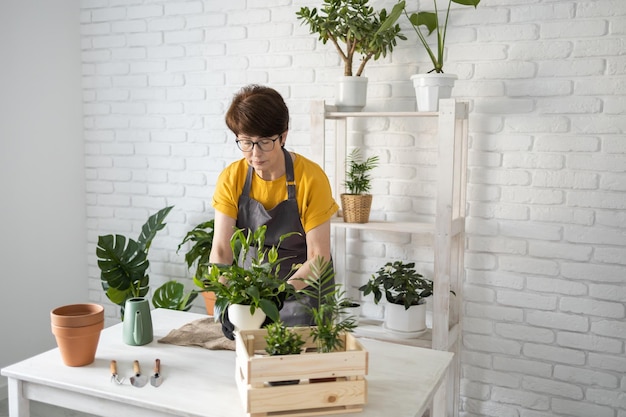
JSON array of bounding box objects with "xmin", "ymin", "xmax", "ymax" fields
[
  {"xmin": 344, "ymin": 148, "xmax": 379, "ymax": 195},
  {"xmin": 299, "ymin": 256, "xmax": 356, "ymax": 353}
]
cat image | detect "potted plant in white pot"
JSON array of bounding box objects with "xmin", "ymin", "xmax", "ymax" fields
[
  {"xmin": 378, "ymin": 0, "xmax": 480, "ymax": 111},
  {"xmin": 341, "ymin": 148, "xmax": 379, "ymax": 223},
  {"xmin": 359, "ymin": 260, "xmax": 434, "ymax": 336},
  {"xmin": 196, "ymin": 226, "xmax": 296, "ymax": 332},
  {"xmin": 296, "ymin": 0, "xmax": 406, "ymax": 111}
]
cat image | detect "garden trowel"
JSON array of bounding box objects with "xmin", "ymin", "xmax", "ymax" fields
[
  {"xmin": 150, "ymin": 358, "xmax": 162, "ymax": 387},
  {"xmin": 130, "ymin": 360, "xmax": 148, "ymax": 388}
]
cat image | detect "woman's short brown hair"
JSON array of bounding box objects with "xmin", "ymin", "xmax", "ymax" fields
[{"xmin": 225, "ymin": 85, "xmax": 289, "ymax": 138}]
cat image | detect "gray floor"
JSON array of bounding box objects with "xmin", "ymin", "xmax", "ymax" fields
[{"xmin": 0, "ymin": 398, "xmax": 96, "ymax": 417}]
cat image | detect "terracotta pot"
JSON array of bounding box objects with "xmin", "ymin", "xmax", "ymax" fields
[
  {"xmin": 51, "ymin": 320, "xmax": 104, "ymax": 366},
  {"xmin": 50, "ymin": 303, "xmax": 104, "ymax": 328},
  {"xmin": 201, "ymin": 291, "xmax": 217, "ymax": 316}
]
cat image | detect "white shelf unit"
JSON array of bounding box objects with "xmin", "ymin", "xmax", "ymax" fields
[{"xmin": 309, "ymin": 99, "xmax": 469, "ymax": 417}]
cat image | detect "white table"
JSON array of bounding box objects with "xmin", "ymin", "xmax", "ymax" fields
[{"xmin": 1, "ymin": 309, "xmax": 453, "ymax": 417}]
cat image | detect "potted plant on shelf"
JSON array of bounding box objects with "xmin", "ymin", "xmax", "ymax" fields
[
  {"xmin": 177, "ymin": 219, "xmax": 216, "ymax": 315},
  {"xmin": 359, "ymin": 260, "xmax": 434, "ymax": 336},
  {"xmin": 378, "ymin": 0, "xmax": 480, "ymax": 111},
  {"xmin": 96, "ymin": 206, "xmax": 197, "ymax": 319},
  {"xmin": 341, "ymin": 148, "xmax": 379, "ymax": 223},
  {"xmin": 196, "ymin": 226, "xmax": 297, "ymax": 332},
  {"xmin": 296, "ymin": 0, "xmax": 406, "ymax": 111}
]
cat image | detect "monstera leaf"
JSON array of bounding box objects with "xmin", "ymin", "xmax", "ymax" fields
[{"xmin": 152, "ymin": 280, "xmax": 198, "ymax": 311}]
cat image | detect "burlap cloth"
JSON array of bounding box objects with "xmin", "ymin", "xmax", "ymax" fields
[{"xmin": 158, "ymin": 317, "xmax": 235, "ymax": 351}]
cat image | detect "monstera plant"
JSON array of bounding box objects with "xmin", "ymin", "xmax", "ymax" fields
[{"xmin": 96, "ymin": 206, "xmax": 197, "ymax": 317}]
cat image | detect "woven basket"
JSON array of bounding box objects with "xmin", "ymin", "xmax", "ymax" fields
[{"xmin": 340, "ymin": 194, "xmax": 373, "ymax": 223}]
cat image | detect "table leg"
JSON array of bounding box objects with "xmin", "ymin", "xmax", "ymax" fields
[
  {"xmin": 7, "ymin": 378, "xmax": 30, "ymax": 417},
  {"xmin": 431, "ymin": 372, "xmax": 448, "ymax": 417}
]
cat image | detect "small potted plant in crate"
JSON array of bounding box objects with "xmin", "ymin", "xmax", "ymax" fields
[
  {"xmin": 263, "ymin": 321, "xmax": 306, "ymax": 385},
  {"xmin": 359, "ymin": 260, "xmax": 434, "ymax": 336},
  {"xmin": 341, "ymin": 148, "xmax": 379, "ymax": 223}
]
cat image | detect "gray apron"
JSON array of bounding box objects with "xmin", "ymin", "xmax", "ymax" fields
[{"xmin": 236, "ymin": 148, "xmax": 331, "ymax": 326}]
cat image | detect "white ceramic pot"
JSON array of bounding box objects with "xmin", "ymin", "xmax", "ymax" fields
[
  {"xmin": 384, "ymin": 302, "xmax": 427, "ymax": 335},
  {"xmin": 410, "ymin": 73, "xmax": 457, "ymax": 112},
  {"xmin": 227, "ymin": 304, "xmax": 266, "ymax": 332},
  {"xmin": 335, "ymin": 76, "xmax": 368, "ymax": 112}
]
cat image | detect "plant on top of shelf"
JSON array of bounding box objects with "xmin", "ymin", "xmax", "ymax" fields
[
  {"xmin": 297, "ymin": 0, "xmax": 406, "ymax": 111},
  {"xmin": 377, "ymin": 0, "xmax": 480, "ymax": 111},
  {"xmin": 379, "ymin": 0, "xmax": 480, "ymax": 74},
  {"xmin": 296, "ymin": 0, "xmax": 405, "ymax": 77}
]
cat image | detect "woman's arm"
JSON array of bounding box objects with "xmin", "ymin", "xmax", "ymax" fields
[
  {"xmin": 209, "ymin": 210, "xmax": 237, "ymax": 267},
  {"xmin": 286, "ymin": 219, "xmax": 332, "ymax": 290}
]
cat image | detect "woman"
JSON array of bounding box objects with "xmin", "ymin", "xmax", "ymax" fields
[{"xmin": 210, "ymin": 84, "xmax": 338, "ymax": 330}]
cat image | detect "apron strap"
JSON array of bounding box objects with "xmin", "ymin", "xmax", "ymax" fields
[{"xmin": 283, "ymin": 147, "xmax": 296, "ymax": 200}]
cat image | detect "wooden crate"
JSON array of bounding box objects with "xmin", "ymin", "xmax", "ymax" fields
[{"xmin": 235, "ymin": 327, "xmax": 368, "ymax": 417}]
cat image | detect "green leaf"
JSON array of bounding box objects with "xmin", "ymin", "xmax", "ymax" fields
[
  {"xmin": 137, "ymin": 206, "xmax": 173, "ymax": 252},
  {"xmin": 259, "ymin": 298, "xmax": 280, "ymax": 323},
  {"xmin": 453, "ymin": 0, "xmax": 480, "ymax": 7},
  {"xmin": 97, "ymin": 234, "xmax": 148, "ymax": 294},
  {"xmin": 410, "ymin": 12, "xmax": 437, "ymax": 36},
  {"xmin": 152, "ymin": 280, "xmax": 198, "ymax": 311}
]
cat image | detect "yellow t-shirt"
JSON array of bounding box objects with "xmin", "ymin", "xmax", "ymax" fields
[{"xmin": 212, "ymin": 153, "xmax": 338, "ymax": 233}]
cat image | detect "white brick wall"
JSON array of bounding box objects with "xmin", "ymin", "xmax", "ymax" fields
[{"xmin": 80, "ymin": 1, "xmax": 625, "ymax": 416}]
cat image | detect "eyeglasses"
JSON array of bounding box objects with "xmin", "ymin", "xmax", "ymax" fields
[{"xmin": 235, "ymin": 135, "xmax": 282, "ymax": 152}]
